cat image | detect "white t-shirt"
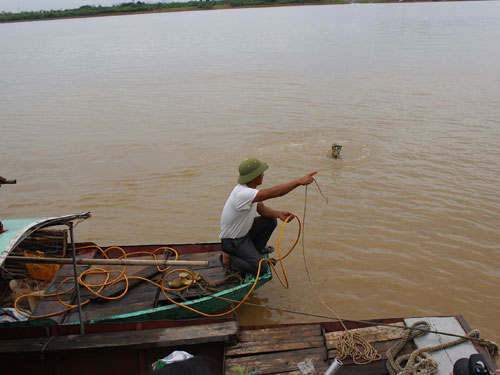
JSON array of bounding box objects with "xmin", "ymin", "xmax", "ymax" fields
[{"xmin": 220, "ymin": 184, "xmax": 259, "ymax": 239}]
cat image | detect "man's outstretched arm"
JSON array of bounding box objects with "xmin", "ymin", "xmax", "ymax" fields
[{"xmin": 253, "ymin": 172, "xmax": 317, "ymax": 203}]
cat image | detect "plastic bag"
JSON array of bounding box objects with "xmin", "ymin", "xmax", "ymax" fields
[
  {"xmin": 297, "ymin": 359, "xmax": 316, "ymax": 375},
  {"xmin": 153, "ymin": 350, "xmax": 193, "ymax": 370}
]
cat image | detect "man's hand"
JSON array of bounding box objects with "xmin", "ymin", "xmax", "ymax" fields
[
  {"xmin": 278, "ymin": 211, "xmax": 295, "ymax": 222},
  {"xmin": 298, "ymin": 171, "xmax": 317, "ymax": 186}
]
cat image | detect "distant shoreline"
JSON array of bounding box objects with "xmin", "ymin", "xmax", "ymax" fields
[
  {"xmin": 0, "ymin": 0, "xmax": 465, "ymax": 24},
  {"xmin": 0, "ymin": 4, "xmax": 331, "ymax": 23}
]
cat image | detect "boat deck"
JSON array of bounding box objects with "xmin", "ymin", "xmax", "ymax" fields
[
  {"xmin": 225, "ymin": 322, "xmax": 414, "ymax": 375},
  {"xmin": 30, "ymin": 248, "xmax": 239, "ymax": 324},
  {"xmin": 226, "ymin": 323, "xmax": 331, "ymax": 374},
  {"xmin": 224, "ymin": 316, "xmax": 496, "ymax": 375}
]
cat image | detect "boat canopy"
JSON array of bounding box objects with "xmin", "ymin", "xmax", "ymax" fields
[{"xmin": 0, "ymin": 212, "xmax": 91, "ymax": 267}]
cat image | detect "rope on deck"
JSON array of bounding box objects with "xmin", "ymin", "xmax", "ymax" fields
[{"xmin": 386, "ymin": 320, "xmax": 481, "ymax": 375}]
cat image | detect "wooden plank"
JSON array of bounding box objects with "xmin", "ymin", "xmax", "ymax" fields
[
  {"xmin": 226, "ymin": 324, "xmax": 324, "ymax": 356},
  {"xmin": 86, "ymin": 280, "xmax": 160, "ymax": 308},
  {"xmin": 326, "ymin": 322, "xmax": 406, "ymax": 349},
  {"xmin": 238, "ymin": 324, "xmax": 322, "ymax": 343},
  {"xmin": 227, "ymin": 335, "xmax": 324, "ymax": 356},
  {"xmin": 161, "ymin": 252, "xmax": 222, "ymax": 276},
  {"xmin": 175, "ymin": 251, "xmax": 221, "ymax": 265},
  {"xmin": 62, "ymin": 278, "xmax": 172, "ymax": 323},
  {"xmin": 30, "ymin": 262, "xmax": 92, "ymax": 323},
  {"xmin": 225, "ymin": 347, "xmax": 327, "ymax": 375},
  {"xmin": 0, "ymin": 321, "xmax": 239, "ymax": 353},
  {"xmin": 31, "ymin": 247, "xmax": 97, "ymax": 303},
  {"xmin": 63, "ymin": 300, "xmax": 155, "ymax": 324},
  {"xmin": 7, "ymin": 256, "xmax": 209, "ymax": 267}
]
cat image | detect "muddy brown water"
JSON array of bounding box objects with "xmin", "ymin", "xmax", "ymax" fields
[{"xmin": 1, "ymin": 2, "xmax": 499, "ymax": 345}]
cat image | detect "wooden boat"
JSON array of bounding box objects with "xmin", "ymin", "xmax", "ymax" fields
[
  {"xmin": 0, "ymin": 213, "xmax": 272, "ymax": 328},
  {"xmin": 1, "ymin": 215, "xmax": 497, "ymax": 374},
  {"xmin": 0, "ymin": 314, "xmax": 497, "ymax": 375}
]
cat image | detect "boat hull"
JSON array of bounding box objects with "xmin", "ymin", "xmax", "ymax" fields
[{"xmin": 0, "ymin": 315, "xmax": 496, "ymax": 375}]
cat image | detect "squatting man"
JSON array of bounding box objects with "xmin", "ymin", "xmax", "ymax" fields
[{"xmin": 220, "ymin": 158, "xmax": 317, "ymax": 276}]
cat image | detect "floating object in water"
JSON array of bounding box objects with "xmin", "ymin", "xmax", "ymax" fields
[
  {"xmin": 331, "ymin": 143, "xmax": 342, "ymax": 158},
  {"xmin": 0, "ymin": 176, "xmax": 16, "ymax": 184}
]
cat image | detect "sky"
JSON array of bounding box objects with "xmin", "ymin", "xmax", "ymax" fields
[{"xmin": 0, "ymin": 0, "xmax": 165, "ymax": 13}]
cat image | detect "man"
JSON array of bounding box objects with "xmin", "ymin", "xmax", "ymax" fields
[
  {"xmin": 220, "ymin": 158, "xmax": 317, "ymax": 276},
  {"xmin": 0, "ymin": 176, "xmax": 17, "ymax": 234}
]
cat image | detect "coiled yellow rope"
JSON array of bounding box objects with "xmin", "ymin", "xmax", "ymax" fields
[{"xmin": 14, "ymin": 216, "xmax": 302, "ymax": 319}]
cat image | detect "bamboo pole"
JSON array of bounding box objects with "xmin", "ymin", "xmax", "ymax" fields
[{"xmin": 6, "ymin": 256, "xmax": 209, "ymax": 267}]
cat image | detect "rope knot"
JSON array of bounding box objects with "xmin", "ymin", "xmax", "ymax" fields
[
  {"xmin": 479, "ymin": 336, "xmax": 500, "ymax": 363},
  {"xmin": 336, "ymin": 331, "xmax": 381, "ymax": 365}
]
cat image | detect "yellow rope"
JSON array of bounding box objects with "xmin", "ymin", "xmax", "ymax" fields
[
  {"xmin": 14, "ymin": 216, "xmax": 302, "ymax": 319},
  {"xmin": 14, "ymin": 246, "xmax": 178, "ymax": 318},
  {"xmin": 302, "ymin": 183, "xmax": 381, "ymax": 365}
]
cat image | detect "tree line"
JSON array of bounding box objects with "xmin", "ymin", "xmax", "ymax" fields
[{"xmin": 0, "ymin": 0, "xmax": 351, "ymax": 22}]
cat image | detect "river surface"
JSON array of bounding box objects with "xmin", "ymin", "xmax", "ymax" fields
[{"xmin": 1, "ymin": 1, "xmax": 499, "ymax": 345}]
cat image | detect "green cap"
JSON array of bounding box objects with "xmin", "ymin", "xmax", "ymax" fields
[{"xmin": 238, "ymin": 158, "xmax": 268, "ymax": 184}]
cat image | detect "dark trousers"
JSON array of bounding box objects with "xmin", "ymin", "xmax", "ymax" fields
[{"xmin": 221, "ymin": 216, "xmax": 277, "ymax": 276}]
